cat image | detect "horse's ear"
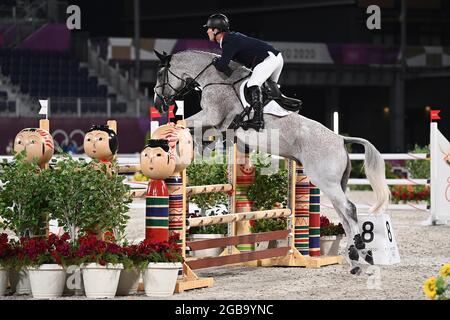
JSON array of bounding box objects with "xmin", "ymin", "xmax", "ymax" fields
[{"xmin": 154, "ymin": 50, "xmax": 165, "ymax": 62}]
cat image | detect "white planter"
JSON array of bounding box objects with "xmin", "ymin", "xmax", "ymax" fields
[
  {"xmin": 255, "ymin": 241, "xmax": 269, "ymax": 250},
  {"xmin": 82, "ymin": 263, "xmax": 123, "ymax": 299},
  {"xmin": 63, "ymin": 267, "xmax": 85, "ymax": 296},
  {"xmin": 320, "ymin": 235, "xmax": 343, "ymax": 256},
  {"xmin": 116, "ymin": 268, "xmax": 140, "ymax": 296},
  {"xmin": 143, "ymin": 262, "xmax": 182, "ymax": 297},
  {"xmin": 9, "ymin": 269, "xmax": 31, "ymax": 295},
  {"xmin": 0, "ymin": 267, "xmax": 8, "ymax": 296},
  {"xmin": 28, "ymin": 264, "xmax": 66, "ymax": 299},
  {"xmin": 190, "ymin": 234, "xmax": 224, "ymax": 257}
]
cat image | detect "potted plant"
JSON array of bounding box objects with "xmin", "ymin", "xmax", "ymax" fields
[
  {"xmin": 188, "ymin": 215, "xmax": 228, "ymax": 257},
  {"xmin": 117, "ymin": 242, "xmax": 141, "ymax": 296},
  {"xmin": 320, "ymin": 215, "xmax": 345, "ymax": 256},
  {"xmin": 0, "ymin": 153, "xmax": 51, "ymax": 294},
  {"xmin": 44, "ymin": 155, "xmax": 132, "ymax": 243},
  {"xmin": 21, "ymin": 233, "xmax": 73, "ymax": 299},
  {"xmin": 134, "ymin": 235, "xmax": 183, "ymax": 297},
  {"xmin": 0, "ymin": 233, "xmax": 12, "ymax": 296},
  {"xmin": 73, "ymin": 234, "xmax": 124, "ymax": 299},
  {"xmin": 250, "ymin": 218, "xmax": 288, "ymax": 250},
  {"xmin": 247, "ymin": 153, "xmax": 289, "ymax": 249}
]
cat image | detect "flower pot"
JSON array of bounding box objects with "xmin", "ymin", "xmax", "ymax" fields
[
  {"xmin": 320, "ymin": 235, "xmax": 343, "ymax": 256},
  {"xmin": 0, "ymin": 267, "xmax": 8, "ymax": 296},
  {"xmin": 189, "ymin": 234, "xmax": 225, "ymax": 257},
  {"xmin": 28, "ymin": 264, "xmax": 66, "ymax": 299},
  {"xmin": 116, "ymin": 268, "xmax": 140, "ymax": 296},
  {"xmin": 143, "ymin": 262, "xmax": 182, "ymax": 297},
  {"xmin": 82, "ymin": 263, "xmax": 123, "ymax": 299},
  {"xmin": 9, "ymin": 269, "xmax": 31, "ymax": 295},
  {"xmin": 63, "ymin": 267, "xmax": 85, "ymax": 296}
]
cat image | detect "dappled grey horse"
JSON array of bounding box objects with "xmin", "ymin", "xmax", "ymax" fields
[{"xmin": 153, "ymin": 50, "xmax": 390, "ymax": 274}]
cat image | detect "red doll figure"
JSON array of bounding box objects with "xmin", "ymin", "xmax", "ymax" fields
[{"xmin": 140, "ymin": 139, "xmax": 176, "ymax": 241}]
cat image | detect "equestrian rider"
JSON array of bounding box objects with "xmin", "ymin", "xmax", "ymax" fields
[{"xmin": 204, "ymin": 13, "xmax": 284, "ymax": 131}]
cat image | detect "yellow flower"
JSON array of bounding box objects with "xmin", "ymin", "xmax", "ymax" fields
[
  {"xmin": 423, "ymin": 277, "xmax": 437, "ymax": 300},
  {"xmin": 439, "ymin": 264, "xmax": 450, "ymax": 277}
]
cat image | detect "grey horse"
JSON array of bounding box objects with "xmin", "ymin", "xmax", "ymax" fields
[{"xmin": 153, "ymin": 50, "xmax": 391, "ymax": 274}]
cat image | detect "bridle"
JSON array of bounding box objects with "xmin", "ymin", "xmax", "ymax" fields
[
  {"xmin": 153, "ymin": 54, "xmax": 251, "ymax": 113},
  {"xmin": 153, "ymin": 60, "xmax": 214, "ymax": 111}
]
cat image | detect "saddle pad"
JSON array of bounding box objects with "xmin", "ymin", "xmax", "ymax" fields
[{"xmin": 239, "ymin": 80, "xmax": 292, "ymax": 118}]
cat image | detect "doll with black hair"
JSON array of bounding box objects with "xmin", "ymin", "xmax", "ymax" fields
[
  {"xmin": 140, "ymin": 139, "xmax": 176, "ymax": 241},
  {"xmin": 84, "ymin": 124, "xmax": 118, "ymax": 175}
]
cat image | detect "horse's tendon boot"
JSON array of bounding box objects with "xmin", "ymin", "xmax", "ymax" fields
[
  {"xmin": 348, "ymin": 245, "xmax": 359, "ymax": 261},
  {"xmin": 353, "ymin": 234, "xmax": 365, "ymax": 250}
]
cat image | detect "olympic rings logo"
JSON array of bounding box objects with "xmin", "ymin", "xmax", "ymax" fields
[{"xmin": 52, "ymin": 129, "xmax": 86, "ymax": 153}]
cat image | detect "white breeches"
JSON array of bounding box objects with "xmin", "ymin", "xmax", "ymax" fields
[{"xmin": 247, "ymin": 51, "xmax": 284, "ymax": 87}]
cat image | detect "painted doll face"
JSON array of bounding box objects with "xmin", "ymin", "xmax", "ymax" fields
[
  {"xmin": 84, "ymin": 130, "xmax": 113, "ymax": 161},
  {"xmin": 140, "ymin": 146, "xmax": 176, "ymax": 180},
  {"xmin": 152, "ymin": 123, "xmax": 194, "ymax": 173},
  {"xmin": 14, "ymin": 128, "xmax": 54, "ymax": 166}
]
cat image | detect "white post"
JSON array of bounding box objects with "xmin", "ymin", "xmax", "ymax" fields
[
  {"xmin": 430, "ymin": 122, "xmax": 437, "ymax": 225},
  {"xmin": 77, "ymin": 98, "xmax": 81, "ymax": 118},
  {"xmin": 333, "ymin": 111, "xmax": 339, "ymax": 134}
]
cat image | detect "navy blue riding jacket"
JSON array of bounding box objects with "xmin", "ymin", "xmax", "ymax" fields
[{"xmin": 213, "ymin": 32, "xmax": 280, "ymax": 73}]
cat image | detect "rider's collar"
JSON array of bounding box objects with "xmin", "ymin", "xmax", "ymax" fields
[{"xmin": 219, "ymin": 37, "xmax": 223, "ymax": 48}]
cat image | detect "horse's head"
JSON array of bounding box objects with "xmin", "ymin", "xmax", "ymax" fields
[{"xmin": 153, "ymin": 50, "xmax": 187, "ymax": 114}]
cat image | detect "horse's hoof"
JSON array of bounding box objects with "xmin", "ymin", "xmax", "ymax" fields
[
  {"xmin": 365, "ymin": 250, "xmax": 374, "ymax": 265},
  {"xmin": 350, "ymin": 266, "xmax": 362, "ymax": 275}
]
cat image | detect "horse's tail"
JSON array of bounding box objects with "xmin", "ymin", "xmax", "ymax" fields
[{"xmin": 343, "ymin": 137, "xmax": 391, "ymax": 213}]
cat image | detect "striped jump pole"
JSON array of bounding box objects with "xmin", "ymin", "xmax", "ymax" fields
[
  {"xmin": 295, "ymin": 164, "xmax": 310, "ymax": 255},
  {"xmin": 234, "ymin": 147, "xmax": 256, "ymax": 253},
  {"xmin": 309, "ymin": 182, "xmax": 321, "ymax": 256}
]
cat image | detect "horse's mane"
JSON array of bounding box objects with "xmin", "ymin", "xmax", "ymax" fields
[{"xmin": 172, "ymin": 50, "xmax": 251, "ymax": 80}]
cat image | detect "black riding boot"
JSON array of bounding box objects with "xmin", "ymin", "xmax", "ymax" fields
[{"xmin": 246, "ymin": 85, "xmax": 264, "ymax": 131}]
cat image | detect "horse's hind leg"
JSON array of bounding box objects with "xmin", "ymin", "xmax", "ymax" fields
[{"xmin": 320, "ymin": 184, "xmax": 373, "ymax": 274}]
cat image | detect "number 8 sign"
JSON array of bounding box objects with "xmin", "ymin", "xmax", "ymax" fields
[{"xmin": 358, "ymin": 213, "xmax": 401, "ymax": 265}]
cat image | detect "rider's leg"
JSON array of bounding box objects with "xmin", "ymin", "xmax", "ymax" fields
[{"xmin": 246, "ymin": 52, "xmax": 282, "ymax": 130}]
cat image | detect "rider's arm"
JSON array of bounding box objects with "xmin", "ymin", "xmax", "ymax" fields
[{"xmin": 213, "ymin": 38, "xmax": 234, "ymax": 77}]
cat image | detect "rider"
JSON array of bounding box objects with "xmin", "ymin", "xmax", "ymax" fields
[{"xmin": 204, "ymin": 13, "xmax": 284, "ymax": 131}]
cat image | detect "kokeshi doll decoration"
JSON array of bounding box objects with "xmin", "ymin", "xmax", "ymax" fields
[
  {"xmin": 83, "ymin": 124, "xmax": 119, "ymax": 175},
  {"xmin": 309, "ymin": 182, "xmax": 321, "ymax": 257},
  {"xmin": 140, "ymin": 139, "xmax": 176, "ymax": 242},
  {"xmin": 152, "ymin": 121, "xmax": 194, "ymax": 245},
  {"xmin": 295, "ymin": 165, "xmax": 310, "ymax": 256},
  {"xmin": 14, "ymin": 127, "xmax": 54, "ymax": 169}
]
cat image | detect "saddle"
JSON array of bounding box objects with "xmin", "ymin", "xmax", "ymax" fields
[{"xmin": 244, "ymin": 80, "xmax": 303, "ymax": 112}]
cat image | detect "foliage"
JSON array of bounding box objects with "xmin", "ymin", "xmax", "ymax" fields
[
  {"xmin": 0, "ymin": 233, "xmax": 13, "ymax": 268},
  {"xmin": 186, "ymin": 155, "xmax": 228, "ymax": 213},
  {"xmin": 247, "ymin": 152, "xmax": 288, "ymax": 232},
  {"xmin": 72, "ymin": 234, "xmax": 124, "ymax": 266},
  {"xmin": 250, "ymin": 218, "xmax": 287, "ymax": 233},
  {"xmin": 0, "ymin": 152, "xmax": 49, "ymax": 238},
  {"xmin": 187, "ymin": 212, "xmax": 227, "ymax": 234},
  {"xmin": 320, "ymin": 215, "xmax": 345, "ymax": 237},
  {"xmin": 122, "ymin": 236, "xmax": 183, "ymax": 270},
  {"xmin": 18, "ymin": 233, "xmax": 74, "ymax": 268},
  {"xmin": 43, "ymin": 154, "xmax": 132, "ymax": 242},
  {"xmin": 406, "ymin": 145, "xmax": 430, "ymax": 179},
  {"xmin": 391, "ymin": 185, "xmax": 430, "ymax": 204},
  {"xmin": 423, "ymin": 264, "xmax": 450, "ymax": 300}
]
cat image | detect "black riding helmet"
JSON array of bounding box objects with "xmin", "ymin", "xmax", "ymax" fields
[{"xmin": 203, "ymin": 13, "xmax": 230, "ymax": 32}]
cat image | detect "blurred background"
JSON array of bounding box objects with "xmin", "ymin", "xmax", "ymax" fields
[{"xmin": 0, "ymin": 0, "xmax": 448, "ymax": 154}]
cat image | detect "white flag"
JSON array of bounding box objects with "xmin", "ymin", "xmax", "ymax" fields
[
  {"xmin": 175, "ymin": 100, "xmax": 184, "ymax": 117},
  {"xmin": 38, "ymin": 99, "xmax": 48, "ymax": 116}
]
